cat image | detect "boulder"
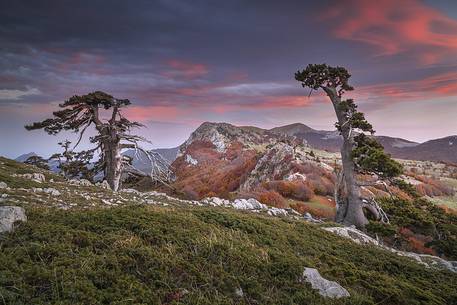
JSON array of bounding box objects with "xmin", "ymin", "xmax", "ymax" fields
[
  {"xmin": 0, "ymin": 181, "xmax": 7, "ymax": 189},
  {"xmin": 22, "ymin": 173, "xmax": 46, "ymax": 183},
  {"xmin": 44, "ymin": 188, "xmax": 61, "ymax": 196},
  {"xmin": 232, "ymin": 198, "xmax": 267, "ymax": 210},
  {"xmin": 97, "ymin": 180, "xmax": 111, "ymax": 190},
  {"xmin": 0, "ymin": 206, "xmax": 27, "ymax": 233},
  {"xmin": 301, "ymin": 267, "xmax": 350, "ymax": 299},
  {"xmin": 323, "ymin": 226, "xmax": 379, "ymax": 245},
  {"xmin": 69, "ymin": 179, "xmax": 93, "ymax": 186},
  {"xmin": 267, "ymin": 207, "xmax": 289, "ymax": 217}
]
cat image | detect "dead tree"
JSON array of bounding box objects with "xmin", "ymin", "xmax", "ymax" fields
[
  {"xmin": 295, "ymin": 64, "xmax": 402, "ymax": 227},
  {"xmin": 25, "ymin": 91, "xmax": 169, "ymax": 191}
]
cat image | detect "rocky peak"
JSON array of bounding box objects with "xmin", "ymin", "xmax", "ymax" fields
[
  {"xmin": 179, "ymin": 122, "xmax": 272, "ymax": 154},
  {"xmin": 269, "ymin": 123, "xmax": 315, "ymax": 136}
]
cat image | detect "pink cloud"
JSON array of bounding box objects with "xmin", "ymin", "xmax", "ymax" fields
[
  {"xmin": 162, "ymin": 59, "xmax": 209, "ymax": 80},
  {"xmin": 356, "ymin": 71, "xmax": 457, "ymax": 103},
  {"xmin": 56, "ymin": 52, "xmax": 110, "ymax": 75},
  {"xmin": 323, "ymin": 0, "xmax": 457, "ymax": 64}
]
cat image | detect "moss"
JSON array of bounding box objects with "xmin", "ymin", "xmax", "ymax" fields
[{"xmin": 0, "ymin": 205, "xmax": 456, "ymax": 305}]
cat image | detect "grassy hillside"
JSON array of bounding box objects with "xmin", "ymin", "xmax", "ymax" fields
[{"xmin": 0, "ymin": 157, "xmax": 456, "ymax": 305}]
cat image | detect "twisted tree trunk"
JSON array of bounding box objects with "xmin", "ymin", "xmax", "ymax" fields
[
  {"xmin": 324, "ymin": 87, "xmax": 368, "ymax": 227},
  {"xmin": 99, "ymin": 126, "xmax": 122, "ymax": 191}
]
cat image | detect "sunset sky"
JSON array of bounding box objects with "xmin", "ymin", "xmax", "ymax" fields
[{"xmin": 1, "ymin": 0, "xmax": 457, "ymax": 158}]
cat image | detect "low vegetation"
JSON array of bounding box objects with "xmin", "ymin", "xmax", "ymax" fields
[{"xmin": 1, "ymin": 205, "xmax": 457, "ymax": 305}]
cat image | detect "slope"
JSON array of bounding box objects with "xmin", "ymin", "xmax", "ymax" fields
[{"xmin": 0, "ymin": 157, "xmax": 456, "ymax": 305}]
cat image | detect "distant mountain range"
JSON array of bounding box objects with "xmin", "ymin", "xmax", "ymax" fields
[
  {"xmin": 15, "ymin": 122, "xmax": 457, "ymax": 170},
  {"xmin": 270, "ymin": 123, "xmax": 457, "ymax": 164}
]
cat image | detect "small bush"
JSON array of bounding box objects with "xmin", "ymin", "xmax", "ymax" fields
[
  {"xmin": 263, "ymin": 180, "xmax": 313, "ymax": 202},
  {"xmin": 257, "ymin": 191, "xmax": 287, "ymax": 208}
]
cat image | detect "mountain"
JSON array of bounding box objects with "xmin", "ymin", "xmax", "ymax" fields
[
  {"xmin": 269, "ymin": 123, "xmax": 457, "ymax": 164},
  {"xmin": 15, "ymin": 152, "xmax": 60, "ymax": 171},
  {"xmin": 270, "ymin": 123, "xmax": 315, "ymax": 136},
  {"xmin": 15, "ymin": 152, "xmax": 38, "ymax": 163},
  {"xmin": 16, "ymin": 147, "xmax": 180, "ymax": 177},
  {"xmin": 123, "ymin": 146, "xmax": 179, "ymax": 173},
  {"xmin": 171, "ymin": 122, "xmax": 352, "ymax": 213},
  {"xmin": 386, "ymin": 136, "xmax": 457, "ymax": 164}
]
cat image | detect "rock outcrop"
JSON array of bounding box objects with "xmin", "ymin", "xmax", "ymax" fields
[
  {"xmin": 324, "ymin": 226, "xmax": 457, "ymax": 273},
  {"xmin": 0, "ymin": 206, "xmax": 27, "ymax": 233},
  {"xmin": 18, "ymin": 173, "xmax": 46, "ymax": 183},
  {"xmin": 301, "ymin": 267, "xmax": 350, "ymax": 299}
]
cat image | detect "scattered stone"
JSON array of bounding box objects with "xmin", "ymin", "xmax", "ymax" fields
[
  {"xmin": 0, "ymin": 206, "xmax": 27, "ymax": 233},
  {"xmin": 43, "ymin": 188, "xmax": 61, "ymax": 196},
  {"xmin": 20, "ymin": 173, "xmax": 46, "ymax": 183},
  {"xmin": 233, "ymin": 198, "xmax": 267, "ymax": 210},
  {"xmin": 301, "ymin": 267, "xmax": 350, "ymax": 299},
  {"xmin": 96, "ymin": 180, "xmax": 111, "ymax": 190},
  {"xmin": 69, "ymin": 179, "xmax": 93, "ymax": 186},
  {"xmin": 303, "ymin": 212, "xmax": 323, "ymax": 223},
  {"xmin": 285, "ymin": 172, "xmax": 307, "ymax": 181},
  {"xmin": 267, "ymin": 207, "xmax": 289, "ymax": 217},
  {"xmin": 323, "ymin": 226, "xmax": 378, "ymax": 245},
  {"xmin": 0, "ymin": 182, "xmax": 7, "ymax": 189},
  {"xmin": 235, "ymin": 287, "xmax": 244, "ymax": 297},
  {"xmin": 185, "ymin": 154, "xmax": 198, "ymax": 165}
]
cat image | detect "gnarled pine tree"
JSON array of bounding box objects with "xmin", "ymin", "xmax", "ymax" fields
[
  {"xmin": 25, "ymin": 91, "xmax": 155, "ymax": 191},
  {"xmin": 295, "ymin": 64, "xmax": 402, "ymax": 227}
]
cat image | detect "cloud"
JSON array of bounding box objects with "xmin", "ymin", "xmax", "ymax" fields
[
  {"xmin": 162, "ymin": 59, "xmax": 209, "ymax": 80},
  {"xmin": 0, "ymin": 87, "xmax": 41, "ymax": 100},
  {"xmin": 356, "ymin": 71, "xmax": 457, "ymax": 105},
  {"xmin": 323, "ymin": 0, "xmax": 457, "ymax": 64},
  {"xmin": 213, "ymin": 82, "xmax": 294, "ymax": 96}
]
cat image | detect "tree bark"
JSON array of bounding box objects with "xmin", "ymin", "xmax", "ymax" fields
[
  {"xmin": 324, "ymin": 87, "xmax": 368, "ymax": 228},
  {"xmin": 101, "ymin": 128, "xmax": 122, "ymax": 191}
]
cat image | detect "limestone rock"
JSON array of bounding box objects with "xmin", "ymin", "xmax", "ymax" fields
[
  {"xmin": 0, "ymin": 206, "xmax": 27, "ymax": 233},
  {"xmin": 97, "ymin": 180, "xmax": 111, "ymax": 190},
  {"xmin": 323, "ymin": 226, "xmax": 379, "ymax": 245},
  {"xmin": 21, "ymin": 173, "xmax": 46, "ymax": 183},
  {"xmin": 69, "ymin": 179, "xmax": 93, "ymax": 186},
  {"xmin": 301, "ymin": 267, "xmax": 350, "ymax": 299}
]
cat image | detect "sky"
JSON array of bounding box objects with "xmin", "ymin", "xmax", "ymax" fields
[{"xmin": 1, "ymin": 0, "xmax": 457, "ymax": 158}]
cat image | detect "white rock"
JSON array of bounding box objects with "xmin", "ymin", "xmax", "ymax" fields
[
  {"xmin": 235, "ymin": 287, "xmax": 244, "ymax": 297},
  {"xmin": 185, "ymin": 154, "xmax": 198, "ymax": 166},
  {"xmin": 21, "ymin": 173, "xmax": 46, "ymax": 183},
  {"xmin": 0, "ymin": 182, "xmax": 7, "ymax": 189},
  {"xmin": 285, "ymin": 172, "xmax": 307, "ymax": 181},
  {"xmin": 0, "ymin": 206, "xmax": 27, "ymax": 233},
  {"xmin": 70, "ymin": 179, "xmax": 93, "ymax": 186},
  {"xmin": 323, "ymin": 226, "xmax": 379, "ymax": 245},
  {"xmin": 97, "ymin": 180, "xmax": 111, "ymax": 190},
  {"xmin": 301, "ymin": 268, "xmax": 350, "ymax": 299},
  {"xmin": 267, "ymin": 207, "xmax": 289, "ymax": 217},
  {"xmin": 121, "ymin": 188, "xmax": 141, "ymax": 194},
  {"xmin": 43, "ymin": 188, "xmax": 61, "ymax": 196}
]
